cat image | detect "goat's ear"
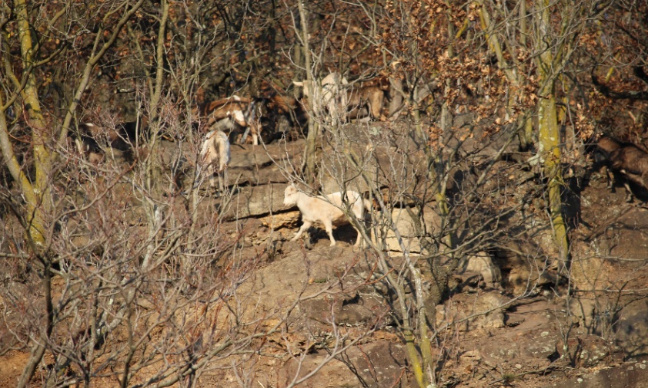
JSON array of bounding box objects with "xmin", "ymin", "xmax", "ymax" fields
[{"xmin": 293, "ymin": 81, "xmax": 303, "ymax": 87}]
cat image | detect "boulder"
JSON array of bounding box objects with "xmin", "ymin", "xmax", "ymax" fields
[
  {"xmin": 377, "ymin": 207, "xmax": 441, "ymax": 254},
  {"xmin": 460, "ymin": 252, "xmax": 502, "ymax": 288}
]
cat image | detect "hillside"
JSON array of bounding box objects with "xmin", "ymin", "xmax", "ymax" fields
[
  {"xmin": 2, "ymin": 0, "xmax": 648, "ymax": 387},
  {"xmin": 3, "ymin": 121, "xmax": 648, "ymax": 387}
]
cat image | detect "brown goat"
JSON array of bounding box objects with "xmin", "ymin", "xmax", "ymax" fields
[
  {"xmin": 202, "ymin": 95, "xmax": 262, "ymax": 145},
  {"xmin": 596, "ymin": 136, "xmax": 648, "ymax": 201},
  {"xmin": 265, "ymin": 94, "xmax": 298, "ymax": 115},
  {"xmin": 346, "ymin": 84, "xmax": 388, "ymax": 121}
]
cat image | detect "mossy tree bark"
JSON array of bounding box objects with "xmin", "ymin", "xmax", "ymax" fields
[
  {"xmin": 476, "ymin": 0, "xmax": 586, "ymax": 271},
  {"xmin": 1, "ymin": 0, "xmax": 146, "ymax": 253},
  {"xmin": 5, "ymin": 0, "xmax": 53, "ymax": 250},
  {"xmin": 296, "ymin": 0, "xmax": 320, "ymax": 185},
  {"xmin": 0, "ymin": 1, "xmax": 144, "ymax": 385},
  {"xmin": 536, "ymin": 0, "xmax": 569, "ymax": 271}
]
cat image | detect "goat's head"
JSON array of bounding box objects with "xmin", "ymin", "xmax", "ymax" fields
[
  {"xmin": 284, "ymin": 184, "xmax": 299, "ymax": 206},
  {"xmin": 594, "ymin": 136, "xmax": 621, "ymax": 164},
  {"xmin": 596, "ymin": 136, "xmax": 620, "ymax": 154}
]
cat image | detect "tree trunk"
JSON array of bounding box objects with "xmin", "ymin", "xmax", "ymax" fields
[
  {"xmin": 537, "ymin": 0, "xmax": 569, "ymax": 273},
  {"xmin": 517, "ymin": 0, "xmax": 534, "ymax": 151},
  {"xmin": 14, "ymin": 0, "xmax": 52, "ymax": 249},
  {"xmin": 297, "ymin": 0, "xmax": 319, "ymax": 184}
]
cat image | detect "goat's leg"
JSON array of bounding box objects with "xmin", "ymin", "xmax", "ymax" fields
[
  {"xmin": 623, "ymin": 182, "xmax": 634, "ymax": 202},
  {"xmin": 352, "ymin": 207, "xmax": 368, "ymax": 247},
  {"xmin": 353, "ymin": 226, "xmax": 363, "ymax": 247},
  {"xmin": 375, "ymin": 95, "xmax": 387, "ymax": 121},
  {"xmin": 291, "ymin": 221, "xmax": 312, "ymax": 241},
  {"xmin": 604, "ymin": 167, "xmax": 615, "ymax": 190},
  {"xmin": 323, "ymin": 220, "xmax": 336, "ymax": 246},
  {"xmin": 353, "ymin": 216, "xmax": 369, "ymax": 248},
  {"xmin": 219, "ymin": 167, "xmax": 228, "ymax": 194},
  {"xmin": 208, "ymin": 165, "xmax": 216, "ymax": 188},
  {"xmin": 217, "ymin": 172, "xmax": 224, "ymax": 193},
  {"xmin": 251, "ymin": 122, "xmax": 260, "ymax": 145}
]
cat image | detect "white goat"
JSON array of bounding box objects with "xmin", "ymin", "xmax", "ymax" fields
[
  {"xmin": 283, "ymin": 184, "xmax": 370, "ymax": 247},
  {"xmin": 198, "ymin": 129, "xmax": 230, "ymax": 192},
  {"xmin": 294, "ymin": 72, "xmax": 348, "ymax": 124}
]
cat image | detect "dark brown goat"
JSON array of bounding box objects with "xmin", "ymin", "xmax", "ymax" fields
[
  {"xmin": 261, "ymin": 94, "xmax": 308, "ymax": 140},
  {"xmin": 74, "ymin": 119, "xmax": 148, "ymax": 163},
  {"xmin": 595, "ymin": 136, "xmax": 648, "ymax": 201}
]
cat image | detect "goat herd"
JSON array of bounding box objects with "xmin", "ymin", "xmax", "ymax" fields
[
  {"xmin": 75, "ymin": 72, "xmax": 391, "ymax": 193},
  {"xmin": 71, "ymin": 71, "xmax": 648, "ymax": 246},
  {"xmin": 192, "ymin": 72, "xmax": 392, "ymax": 194},
  {"xmin": 68, "ymin": 72, "xmax": 399, "ymax": 245}
]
